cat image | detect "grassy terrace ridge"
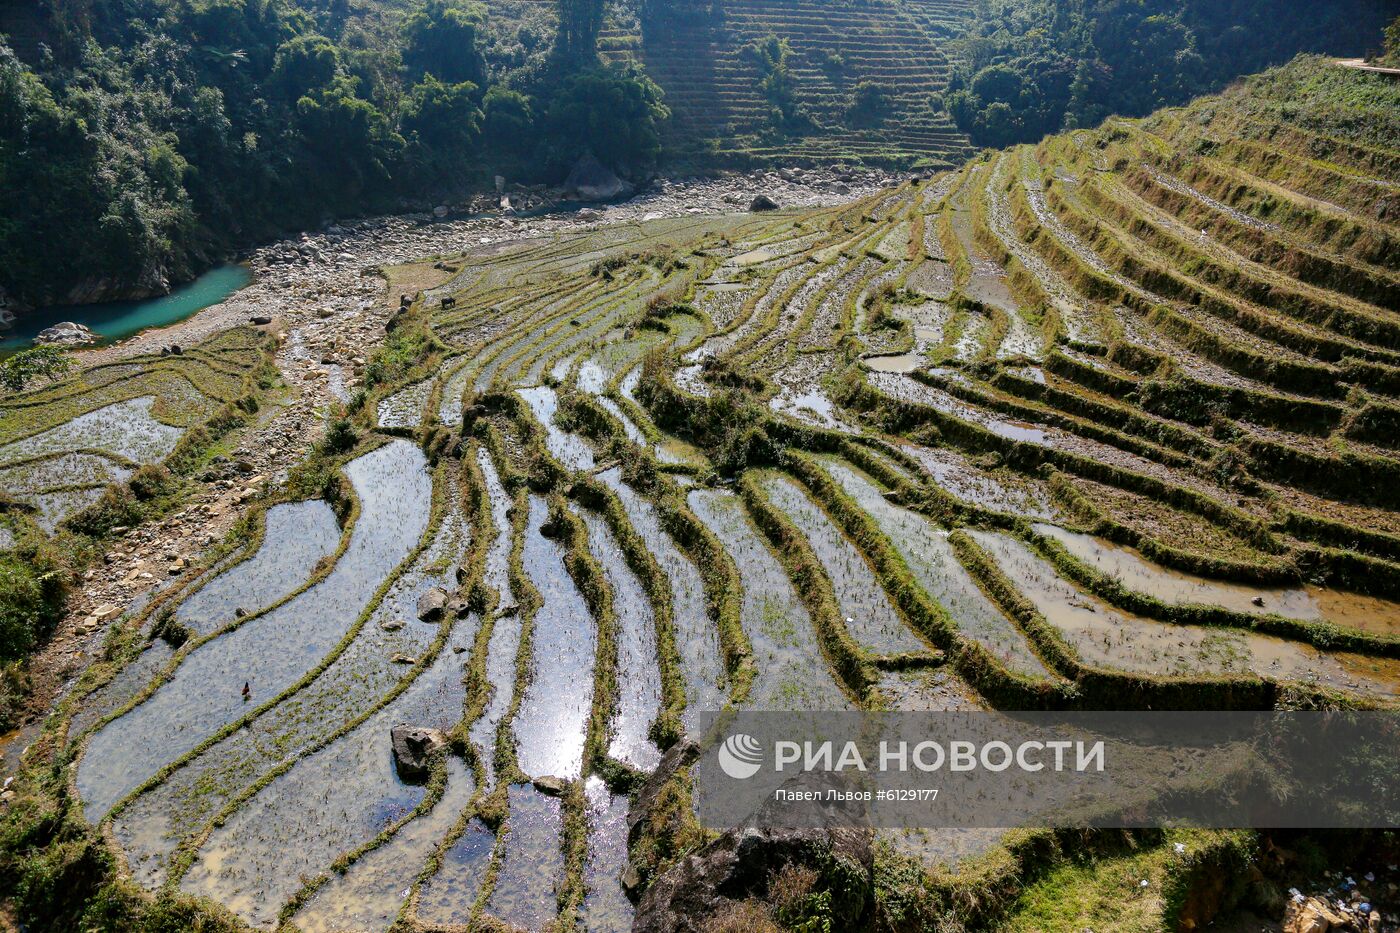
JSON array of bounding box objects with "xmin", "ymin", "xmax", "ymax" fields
[{"xmin": 4, "ymin": 54, "xmax": 1400, "ymax": 933}]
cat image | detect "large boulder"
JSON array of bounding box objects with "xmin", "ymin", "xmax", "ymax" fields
[
  {"xmin": 564, "ymin": 153, "xmax": 633, "ymax": 202},
  {"xmin": 390, "ymin": 725, "xmax": 447, "ymax": 782},
  {"xmin": 629, "ymin": 739, "xmax": 701, "ymax": 848},
  {"xmin": 749, "ymin": 194, "xmax": 781, "ymax": 212},
  {"xmin": 416, "ymin": 587, "xmax": 449, "ymax": 621},
  {"xmin": 634, "ymin": 823, "xmax": 873, "ymax": 933},
  {"xmin": 630, "ymin": 742, "xmax": 874, "ymax": 933},
  {"xmin": 33, "ymin": 321, "xmax": 98, "ymax": 346}
]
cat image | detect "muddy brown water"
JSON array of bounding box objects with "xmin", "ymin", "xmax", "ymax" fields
[
  {"xmin": 972, "ymin": 530, "xmax": 1400, "ymax": 696},
  {"xmin": 1037, "ymin": 523, "xmax": 1400, "ymax": 636},
  {"xmin": 864, "ymin": 352, "xmax": 923, "ymax": 374}
]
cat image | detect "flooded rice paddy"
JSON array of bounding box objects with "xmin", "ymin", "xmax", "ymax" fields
[
  {"xmin": 52, "ymin": 122, "xmax": 1400, "ymax": 926},
  {"xmin": 513, "ymin": 496, "xmax": 596, "ymax": 780},
  {"xmin": 79, "ymin": 441, "xmax": 432, "ymax": 820}
]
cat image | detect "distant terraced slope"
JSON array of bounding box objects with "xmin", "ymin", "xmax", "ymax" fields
[
  {"xmin": 634, "ymin": 0, "xmax": 975, "ymax": 167},
  {"xmin": 456, "ymin": 0, "xmax": 975, "ymax": 167},
  {"xmin": 494, "ymin": 0, "xmax": 971, "ymax": 168}
]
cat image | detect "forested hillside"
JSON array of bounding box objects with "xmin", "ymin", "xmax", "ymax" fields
[
  {"xmin": 0, "ymin": 0, "xmax": 668, "ymax": 308},
  {"xmin": 0, "ymin": 0, "xmax": 1394, "ymax": 314},
  {"xmin": 939, "ymin": 0, "xmax": 1396, "ymax": 146}
]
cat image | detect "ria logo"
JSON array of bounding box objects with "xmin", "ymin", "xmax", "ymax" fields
[{"xmin": 718, "ymin": 733, "xmax": 764, "ymax": 779}]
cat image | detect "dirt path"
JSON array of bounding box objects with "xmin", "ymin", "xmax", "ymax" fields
[{"xmin": 1335, "ymin": 58, "xmax": 1400, "ymax": 77}]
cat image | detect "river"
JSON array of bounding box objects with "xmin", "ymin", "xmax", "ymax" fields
[{"xmin": 1, "ymin": 264, "xmax": 252, "ymax": 351}]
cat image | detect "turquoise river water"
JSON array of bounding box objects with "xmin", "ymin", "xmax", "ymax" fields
[{"xmin": 2, "ymin": 265, "xmax": 252, "ymax": 351}]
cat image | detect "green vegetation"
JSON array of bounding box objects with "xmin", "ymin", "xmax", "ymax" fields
[
  {"xmin": 5, "ymin": 47, "xmax": 1400, "ymax": 933},
  {"xmin": 0, "ymin": 547, "xmax": 65, "ymax": 670},
  {"xmin": 4, "ymin": 0, "xmax": 1396, "ymax": 308},
  {"xmin": 941, "ymin": 0, "xmax": 1394, "ymax": 146},
  {"xmin": 0, "ymin": 347, "xmax": 74, "ymax": 393},
  {"xmin": 1385, "ymin": 14, "xmax": 1400, "ymax": 66},
  {"xmin": 0, "ymin": 327, "xmax": 274, "ymax": 727},
  {"xmin": 742, "ymin": 33, "xmax": 810, "ymax": 133},
  {"xmin": 0, "ymin": 0, "xmax": 671, "ymax": 308}
]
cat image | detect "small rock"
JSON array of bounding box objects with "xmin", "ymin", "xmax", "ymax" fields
[
  {"xmin": 381, "ymin": 618, "xmax": 406, "ymax": 632},
  {"xmin": 1285, "ymin": 897, "xmax": 1348, "ymax": 933},
  {"xmin": 533, "ymin": 775, "xmax": 567, "ymax": 796},
  {"xmin": 391, "ymin": 653, "xmax": 417, "ymax": 665},
  {"xmin": 621, "ymin": 861, "xmax": 642, "ymax": 894}
]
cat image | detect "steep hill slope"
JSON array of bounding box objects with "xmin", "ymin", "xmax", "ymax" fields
[
  {"xmin": 473, "ymin": 0, "xmax": 978, "ymax": 168},
  {"xmin": 7, "ymin": 55, "xmax": 1400, "ymax": 933},
  {"xmin": 632, "ymin": 0, "xmax": 976, "ymax": 168}
]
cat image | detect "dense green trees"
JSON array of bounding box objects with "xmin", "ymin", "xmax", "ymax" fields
[
  {"xmin": 545, "ymin": 64, "xmax": 670, "ymax": 170},
  {"xmin": 849, "ymin": 80, "xmax": 894, "ymax": 126},
  {"xmin": 555, "ymin": 0, "xmax": 605, "ymax": 66},
  {"xmin": 940, "ymin": 0, "xmax": 1396, "ymax": 147},
  {"xmin": 0, "ymin": 0, "xmax": 671, "ymax": 309},
  {"xmin": 742, "ymin": 34, "xmax": 813, "ymax": 134},
  {"xmin": 401, "ymin": 0, "xmax": 488, "ymax": 87}
]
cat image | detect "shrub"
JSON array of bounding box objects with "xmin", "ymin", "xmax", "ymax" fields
[
  {"xmin": 742, "ymin": 34, "xmax": 813, "ymax": 133},
  {"xmin": 321, "ymin": 417, "xmax": 358, "ymax": 454},
  {"xmin": 544, "ymin": 63, "xmax": 671, "ymax": 171},
  {"xmin": 848, "ymin": 80, "xmax": 894, "ymax": 126},
  {"xmin": 0, "ymin": 552, "xmax": 65, "ymax": 663},
  {"xmin": 0, "ymin": 346, "xmax": 74, "ymax": 393}
]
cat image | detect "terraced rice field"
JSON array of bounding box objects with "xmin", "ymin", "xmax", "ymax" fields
[
  {"xmin": 0, "ymin": 327, "xmax": 274, "ymax": 539},
  {"xmin": 611, "ymin": 0, "xmax": 976, "ymax": 167},
  {"xmin": 42, "ymin": 60, "xmax": 1400, "ymax": 930}
]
